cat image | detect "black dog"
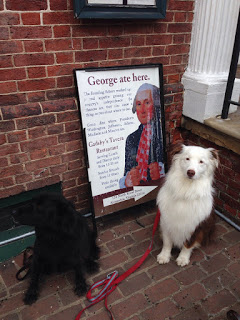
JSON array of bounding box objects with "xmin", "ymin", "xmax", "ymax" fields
[{"xmin": 13, "ymin": 192, "xmax": 99, "ymax": 305}]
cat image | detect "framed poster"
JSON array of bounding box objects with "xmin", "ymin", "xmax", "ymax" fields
[
  {"xmin": 75, "ymin": 65, "xmax": 166, "ymax": 216},
  {"xmin": 73, "ymin": 0, "xmax": 167, "ymax": 19}
]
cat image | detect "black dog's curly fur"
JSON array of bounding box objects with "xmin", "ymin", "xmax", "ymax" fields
[{"xmin": 13, "ymin": 192, "xmax": 100, "ymax": 305}]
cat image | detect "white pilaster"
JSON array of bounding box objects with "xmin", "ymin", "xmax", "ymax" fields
[{"xmin": 182, "ymin": 0, "xmax": 240, "ymax": 123}]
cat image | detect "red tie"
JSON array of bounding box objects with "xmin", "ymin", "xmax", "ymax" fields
[{"xmin": 136, "ymin": 125, "xmax": 152, "ymax": 181}]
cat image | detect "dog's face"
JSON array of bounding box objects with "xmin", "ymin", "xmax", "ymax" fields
[
  {"xmin": 172, "ymin": 145, "xmax": 219, "ymax": 180},
  {"xmin": 13, "ymin": 193, "xmax": 77, "ymax": 233}
]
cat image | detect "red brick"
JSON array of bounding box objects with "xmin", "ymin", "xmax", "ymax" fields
[
  {"xmin": 28, "ymin": 66, "xmax": 46, "ymax": 78},
  {"xmin": 66, "ymin": 140, "xmax": 82, "ymax": 152},
  {"xmin": 168, "ymin": 23, "xmax": 192, "ymax": 33},
  {"xmin": 202, "ymin": 289, "xmax": 237, "ymax": 314},
  {"xmin": 42, "ymin": 99, "xmax": 76, "ymax": 113},
  {"xmin": 26, "ymin": 175, "xmax": 60, "ymax": 191},
  {"xmin": 0, "ymin": 40, "xmax": 23, "ymax": 54},
  {"xmin": 131, "ymin": 36, "xmax": 145, "ymax": 46},
  {"xmin": 142, "ymin": 299, "xmax": 179, "ymax": 320},
  {"xmin": 0, "ymin": 164, "xmax": 24, "ymax": 178},
  {"xmin": 168, "ymin": 1, "xmax": 194, "ymax": 11},
  {"xmin": 6, "ymin": 0, "xmax": 47, "ymax": 10},
  {"xmin": 50, "ymin": 163, "xmax": 67, "ymax": 174},
  {"xmin": 0, "ymin": 143, "xmax": 19, "ymax": 156},
  {"xmin": 0, "ymin": 81, "xmax": 17, "ymax": 94},
  {"xmin": 0, "ymin": 177, "xmax": 14, "ymax": 188},
  {"xmin": 75, "ymin": 50, "xmax": 107, "ymax": 63},
  {"xmin": 112, "ymin": 293, "xmax": 148, "ymax": 319},
  {"xmin": 0, "ymin": 134, "xmax": 6, "ymax": 145},
  {"xmin": 48, "ymin": 124, "xmax": 64, "ymax": 135},
  {"xmin": 18, "ymin": 78, "xmax": 55, "ymax": 92},
  {"xmin": 0, "ymin": 68, "xmax": 26, "ymax": 82},
  {"xmin": 0, "ymin": 184, "xmax": 25, "ymax": 198},
  {"xmin": 124, "ymin": 47, "xmax": 151, "ymax": 58},
  {"xmin": 10, "ymin": 26, "xmax": 52, "ymax": 39},
  {"xmin": 0, "ymin": 120, "xmax": 15, "ymax": 132},
  {"xmin": 20, "ymin": 296, "xmax": 59, "ymax": 320},
  {"xmin": 83, "ymin": 38, "xmax": 99, "ymax": 50},
  {"xmin": 25, "ymin": 156, "xmax": 61, "ymax": 171},
  {"xmin": 29, "ymin": 148, "xmax": 48, "ymax": 160},
  {"xmin": 2, "ymin": 103, "xmax": 41, "ymax": 120},
  {"xmin": 45, "ymin": 39, "xmax": 73, "ymax": 51},
  {"xmin": 28, "ymin": 126, "xmax": 46, "ymax": 140},
  {"xmin": 72, "ymin": 25, "xmax": 107, "ymax": 37},
  {"xmin": 165, "ymin": 44, "xmax": 190, "ymax": 55},
  {"xmin": 10, "ymin": 152, "xmax": 28, "ymax": 164},
  {"xmin": 53, "ymin": 25, "xmax": 71, "ymax": 38},
  {"xmin": 47, "ymin": 64, "xmax": 74, "ymax": 77},
  {"xmin": 145, "ymin": 278, "xmax": 179, "ymax": 303},
  {"xmin": 146, "ymin": 34, "xmax": 172, "ymax": 45},
  {"xmin": 174, "ymin": 264, "xmax": 206, "ymax": 286},
  {"xmin": 47, "ymin": 305, "xmax": 83, "ymax": 320},
  {"xmin": 100, "ymin": 251, "xmax": 128, "ymax": 271},
  {"xmin": 20, "ymin": 136, "xmax": 57, "ymax": 152},
  {"xmin": 24, "ymin": 40, "xmax": 44, "ymax": 52},
  {"xmin": 27, "ymin": 91, "xmax": 45, "ymax": 102},
  {"xmin": 14, "ymin": 53, "xmax": 54, "ymax": 67},
  {"xmin": 65, "ymin": 121, "xmax": 80, "ymax": 133},
  {"xmin": 43, "ymin": 12, "xmax": 74, "ymax": 24},
  {"xmin": 174, "ymin": 305, "xmax": 208, "ymax": 320},
  {"xmin": 21, "ymin": 12, "xmax": 40, "ymax": 25},
  {"xmin": 57, "ymin": 75, "xmax": 73, "ymax": 88},
  {"xmin": 174, "ymin": 283, "xmax": 207, "ymax": 308},
  {"xmin": 0, "ymin": 55, "xmax": 13, "ymax": 68},
  {"xmin": 62, "ymin": 150, "xmax": 82, "ymax": 163},
  {"xmin": 118, "ymin": 272, "xmax": 152, "ymax": 296},
  {"xmin": 56, "ymin": 52, "xmax": 73, "ymax": 64},
  {"xmin": 15, "ymin": 173, "xmax": 33, "ymax": 183},
  {"xmin": 124, "ymin": 24, "xmax": 153, "ymax": 35},
  {"xmin": 0, "ymin": 12, "xmax": 20, "ymax": 25},
  {"xmin": 226, "ymin": 243, "xmax": 240, "ymax": 260},
  {"xmin": 0, "ymin": 27, "xmax": 9, "ymax": 40},
  {"xmin": 152, "ymin": 46, "xmax": 165, "ymax": 56},
  {"xmin": 58, "ymin": 132, "xmax": 81, "ymax": 143},
  {"xmin": 175, "ymin": 12, "xmax": 187, "ymax": 22},
  {"xmin": 200, "ymin": 253, "xmax": 230, "ymax": 274},
  {"xmin": 99, "ymin": 37, "xmax": 130, "ymax": 49},
  {"xmin": 46, "ymin": 88, "xmax": 76, "ymax": 101},
  {"xmin": 50, "ymin": 0, "xmax": 68, "ymax": 10},
  {"xmin": 7, "ymin": 130, "xmax": 27, "ymax": 143}
]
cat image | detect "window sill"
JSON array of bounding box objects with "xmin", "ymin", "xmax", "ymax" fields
[{"xmin": 181, "ymin": 110, "xmax": 240, "ymax": 155}]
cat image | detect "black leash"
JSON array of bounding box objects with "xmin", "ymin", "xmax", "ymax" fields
[{"xmin": 16, "ymin": 247, "xmax": 34, "ymax": 281}]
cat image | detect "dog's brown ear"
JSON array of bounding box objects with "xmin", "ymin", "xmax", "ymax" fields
[
  {"xmin": 209, "ymin": 148, "xmax": 219, "ymax": 168},
  {"xmin": 168, "ymin": 143, "xmax": 183, "ymax": 163}
]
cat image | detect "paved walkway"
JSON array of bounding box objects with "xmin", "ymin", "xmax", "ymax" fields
[{"xmin": 0, "ymin": 202, "xmax": 240, "ymax": 320}]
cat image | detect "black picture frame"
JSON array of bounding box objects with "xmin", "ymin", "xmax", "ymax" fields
[
  {"xmin": 74, "ymin": 64, "xmax": 167, "ymax": 217},
  {"xmin": 74, "ymin": 0, "xmax": 167, "ymax": 19}
]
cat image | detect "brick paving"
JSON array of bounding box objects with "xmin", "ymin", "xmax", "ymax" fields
[{"xmin": 0, "ymin": 201, "xmax": 240, "ymax": 320}]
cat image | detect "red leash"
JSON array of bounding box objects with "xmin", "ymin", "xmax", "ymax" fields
[{"xmin": 75, "ymin": 209, "xmax": 161, "ymax": 320}]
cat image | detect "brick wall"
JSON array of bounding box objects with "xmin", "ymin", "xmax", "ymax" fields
[{"xmin": 1, "ymin": 0, "xmax": 195, "ymax": 213}]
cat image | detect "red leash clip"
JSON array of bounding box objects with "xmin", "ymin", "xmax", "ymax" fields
[{"xmin": 75, "ymin": 209, "xmax": 161, "ymax": 320}]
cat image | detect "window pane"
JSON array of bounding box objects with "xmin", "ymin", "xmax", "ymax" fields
[
  {"xmin": 87, "ymin": 0, "xmax": 123, "ymax": 4},
  {"xmin": 128, "ymin": 0, "xmax": 156, "ymax": 5},
  {"xmin": 87, "ymin": 0, "xmax": 156, "ymax": 4}
]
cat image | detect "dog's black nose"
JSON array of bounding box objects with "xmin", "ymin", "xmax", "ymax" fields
[{"xmin": 187, "ymin": 170, "xmax": 195, "ymax": 178}]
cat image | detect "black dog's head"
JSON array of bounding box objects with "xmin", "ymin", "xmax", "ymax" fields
[{"xmin": 13, "ymin": 193, "xmax": 84, "ymax": 236}]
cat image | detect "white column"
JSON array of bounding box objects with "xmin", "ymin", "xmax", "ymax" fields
[{"xmin": 182, "ymin": 0, "xmax": 240, "ymax": 123}]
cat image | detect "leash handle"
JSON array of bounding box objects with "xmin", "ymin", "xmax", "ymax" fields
[{"xmin": 75, "ymin": 209, "xmax": 161, "ymax": 320}]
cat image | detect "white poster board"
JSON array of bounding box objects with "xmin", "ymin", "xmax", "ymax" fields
[{"xmin": 75, "ymin": 65, "xmax": 166, "ymax": 216}]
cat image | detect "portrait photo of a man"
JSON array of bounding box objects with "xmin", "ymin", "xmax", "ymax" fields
[{"xmin": 119, "ymin": 83, "xmax": 165, "ymax": 188}]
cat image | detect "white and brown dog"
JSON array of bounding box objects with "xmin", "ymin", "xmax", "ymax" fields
[{"xmin": 157, "ymin": 144, "xmax": 219, "ymax": 267}]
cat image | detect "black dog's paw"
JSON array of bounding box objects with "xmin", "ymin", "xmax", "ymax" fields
[
  {"xmin": 24, "ymin": 289, "xmax": 38, "ymax": 305},
  {"xmin": 74, "ymin": 283, "xmax": 87, "ymax": 296},
  {"xmin": 86, "ymin": 260, "xmax": 99, "ymax": 274}
]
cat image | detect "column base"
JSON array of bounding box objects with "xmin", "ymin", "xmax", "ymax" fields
[{"xmin": 182, "ymin": 71, "xmax": 239, "ymax": 123}]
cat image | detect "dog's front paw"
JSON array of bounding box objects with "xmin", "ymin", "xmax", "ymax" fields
[
  {"xmin": 157, "ymin": 252, "xmax": 170, "ymax": 264},
  {"xmin": 176, "ymin": 255, "xmax": 190, "ymax": 267},
  {"xmin": 74, "ymin": 283, "xmax": 87, "ymax": 296},
  {"xmin": 24, "ymin": 289, "xmax": 38, "ymax": 305}
]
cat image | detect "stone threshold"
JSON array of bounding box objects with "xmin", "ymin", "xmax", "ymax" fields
[{"xmin": 181, "ymin": 112, "xmax": 240, "ymax": 155}]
